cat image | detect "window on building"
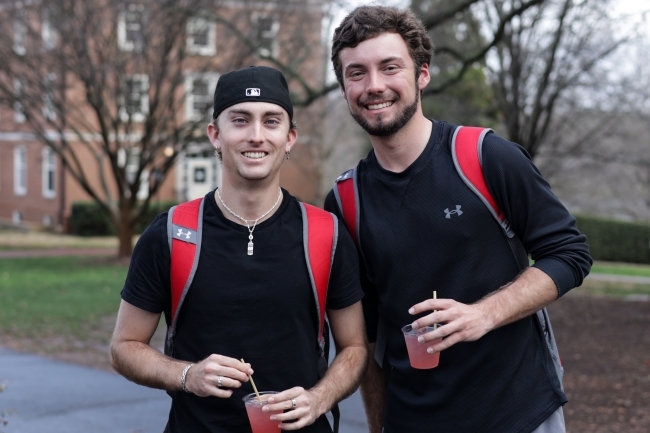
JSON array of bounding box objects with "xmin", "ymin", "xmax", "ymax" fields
[
  {"xmin": 252, "ymin": 13, "xmax": 279, "ymax": 57},
  {"xmin": 13, "ymin": 8, "xmax": 26, "ymax": 55},
  {"xmin": 120, "ymin": 75, "xmax": 149, "ymax": 122},
  {"xmin": 118, "ymin": 3, "xmax": 145, "ymax": 52},
  {"xmin": 118, "ymin": 147, "xmax": 149, "ymax": 199},
  {"xmin": 12, "ymin": 210, "xmax": 23, "ymax": 225},
  {"xmin": 42, "ymin": 147, "xmax": 56, "ymax": 199},
  {"xmin": 14, "ymin": 78, "xmax": 26, "ymax": 123},
  {"xmin": 14, "ymin": 146, "xmax": 27, "ymax": 196},
  {"xmin": 42, "ymin": 8, "xmax": 57, "ymax": 50},
  {"xmin": 187, "ymin": 15, "xmax": 216, "ymax": 56},
  {"xmin": 184, "ymin": 73, "xmax": 218, "ymax": 121},
  {"xmin": 42, "ymin": 73, "xmax": 56, "ymax": 121},
  {"xmin": 43, "ymin": 214, "xmax": 54, "ymax": 227}
]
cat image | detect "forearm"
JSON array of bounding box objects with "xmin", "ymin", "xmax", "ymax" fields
[
  {"xmin": 110, "ymin": 340, "xmax": 188, "ymax": 392},
  {"xmin": 359, "ymin": 343, "xmax": 389, "ymax": 433},
  {"xmin": 310, "ymin": 342, "xmax": 368, "ymax": 416},
  {"xmin": 478, "ymin": 266, "xmax": 558, "ymax": 330}
]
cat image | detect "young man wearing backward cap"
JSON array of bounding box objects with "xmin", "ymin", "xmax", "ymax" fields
[{"xmin": 110, "ymin": 66, "xmax": 367, "ymax": 433}]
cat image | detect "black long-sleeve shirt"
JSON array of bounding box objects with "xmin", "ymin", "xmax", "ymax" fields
[{"xmin": 324, "ymin": 119, "xmax": 591, "ymax": 433}]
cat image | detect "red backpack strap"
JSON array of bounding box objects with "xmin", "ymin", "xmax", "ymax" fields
[
  {"xmin": 451, "ymin": 126, "xmax": 564, "ymax": 387},
  {"xmin": 300, "ymin": 202, "xmax": 340, "ymax": 433},
  {"xmin": 165, "ymin": 197, "xmax": 204, "ymax": 356},
  {"xmin": 299, "ymin": 203, "xmax": 337, "ymax": 352},
  {"xmin": 451, "ymin": 126, "xmax": 516, "ymax": 239},
  {"xmin": 333, "ymin": 167, "xmax": 359, "ymax": 246}
]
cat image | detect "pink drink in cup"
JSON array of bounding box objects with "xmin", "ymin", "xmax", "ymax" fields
[
  {"xmin": 243, "ymin": 392, "xmax": 282, "ymax": 433},
  {"xmin": 401, "ymin": 324, "xmax": 442, "ymax": 369}
]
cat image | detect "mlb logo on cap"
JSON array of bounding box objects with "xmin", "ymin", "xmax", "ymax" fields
[{"xmin": 246, "ymin": 88, "xmax": 261, "ymax": 96}]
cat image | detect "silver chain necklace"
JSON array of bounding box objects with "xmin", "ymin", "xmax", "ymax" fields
[{"xmin": 216, "ymin": 187, "xmax": 283, "ymax": 256}]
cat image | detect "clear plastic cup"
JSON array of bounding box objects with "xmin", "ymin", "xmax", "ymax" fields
[
  {"xmin": 243, "ymin": 391, "xmax": 282, "ymax": 433},
  {"xmin": 401, "ymin": 324, "xmax": 442, "ymax": 369}
]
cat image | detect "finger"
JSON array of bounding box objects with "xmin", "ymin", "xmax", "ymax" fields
[
  {"xmin": 204, "ymin": 364, "xmax": 250, "ymax": 383},
  {"xmin": 408, "ymin": 299, "xmax": 454, "ymax": 315},
  {"xmin": 264, "ymin": 397, "xmax": 298, "ymax": 413},
  {"xmin": 417, "ymin": 325, "xmax": 450, "ymax": 343},
  {"xmin": 267, "ymin": 387, "xmax": 303, "ymax": 404},
  {"xmin": 279, "ymin": 415, "xmax": 310, "ymax": 430},
  {"xmin": 270, "ymin": 406, "xmax": 306, "ymax": 422},
  {"xmin": 214, "ymin": 376, "xmax": 243, "ymax": 389},
  {"xmin": 208, "ymin": 355, "xmax": 253, "ymax": 375},
  {"xmin": 203, "ymin": 384, "xmax": 234, "ymax": 398},
  {"xmin": 428, "ymin": 331, "xmax": 465, "ymax": 352}
]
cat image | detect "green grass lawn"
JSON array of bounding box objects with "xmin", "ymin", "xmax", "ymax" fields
[
  {"xmin": 590, "ymin": 261, "xmax": 650, "ymax": 278},
  {"xmin": 0, "ymin": 256, "xmax": 128, "ymax": 341}
]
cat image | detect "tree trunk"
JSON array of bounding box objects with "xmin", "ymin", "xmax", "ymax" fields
[{"xmin": 116, "ymin": 208, "xmax": 135, "ymax": 258}]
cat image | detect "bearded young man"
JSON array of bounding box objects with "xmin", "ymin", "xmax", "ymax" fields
[
  {"xmin": 110, "ymin": 66, "xmax": 367, "ymax": 433},
  {"xmin": 324, "ymin": 6, "xmax": 592, "ymax": 433}
]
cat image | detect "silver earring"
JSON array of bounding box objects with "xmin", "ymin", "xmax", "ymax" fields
[
  {"xmin": 285, "ymin": 151, "xmax": 290, "ymax": 160},
  {"xmin": 214, "ymin": 149, "xmax": 222, "ymax": 161}
]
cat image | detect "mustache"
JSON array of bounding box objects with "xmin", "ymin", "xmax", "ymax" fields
[{"xmin": 359, "ymin": 94, "xmax": 397, "ymax": 105}]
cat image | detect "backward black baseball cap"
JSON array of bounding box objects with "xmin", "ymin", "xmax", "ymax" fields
[{"xmin": 212, "ymin": 66, "xmax": 293, "ymax": 121}]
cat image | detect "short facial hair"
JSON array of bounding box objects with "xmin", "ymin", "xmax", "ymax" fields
[{"xmin": 349, "ymin": 85, "xmax": 420, "ymax": 137}]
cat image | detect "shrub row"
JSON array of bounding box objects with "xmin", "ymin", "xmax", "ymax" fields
[
  {"xmin": 575, "ymin": 214, "xmax": 650, "ymax": 264},
  {"xmin": 70, "ymin": 201, "xmax": 177, "ymax": 237}
]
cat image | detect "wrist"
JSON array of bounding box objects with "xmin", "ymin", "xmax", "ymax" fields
[{"xmin": 309, "ymin": 386, "xmax": 331, "ymax": 417}]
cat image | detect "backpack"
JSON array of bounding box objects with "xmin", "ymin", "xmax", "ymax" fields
[
  {"xmin": 333, "ymin": 125, "xmax": 564, "ymax": 388},
  {"xmin": 164, "ymin": 196, "xmax": 341, "ymax": 431}
]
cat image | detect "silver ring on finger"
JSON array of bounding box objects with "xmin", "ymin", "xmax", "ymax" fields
[
  {"xmin": 291, "ymin": 398, "xmax": 297, "ymax": 410},
  {"xmin": 217, "ymin": 376, "xmax": 223, "ymax": 388}
]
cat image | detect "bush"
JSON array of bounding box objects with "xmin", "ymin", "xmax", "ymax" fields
[
  {"xmin": 70, "ymin": 200, "xmax": 178, "ymax": 237},
  {"xmin": 575, "ymin": 214, "xmax": 650, "ymax": 264},
  {"xmin": 135, "ymin": 201, "xmax": 178, "ymax": 233},
  {"xmin": 70, "ymin": 202, "xmax": 114, "ymax": 236}
]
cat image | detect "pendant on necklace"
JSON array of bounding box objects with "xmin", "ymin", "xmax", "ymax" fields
[{"xmin": 248, "ymin": 234, "xmax": 254, "ymax": 256}]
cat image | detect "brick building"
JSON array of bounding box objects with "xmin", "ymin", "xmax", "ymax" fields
[{"xmin": 0, "ymin": 0, "xmax": 327, "ymax": 236}]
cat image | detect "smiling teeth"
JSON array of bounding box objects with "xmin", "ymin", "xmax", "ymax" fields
[
  {"xmin": 367, "ymin": 102, "xmax": 393, "ymax": 110},
  {"xmin": 243, "ymin": 152, "xmax": 266, "ymax": 159}
]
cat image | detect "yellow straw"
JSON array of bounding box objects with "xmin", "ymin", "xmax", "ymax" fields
[
  {"xmin": 433, "ymin": 291, "xmax": 438, "ymax": 330},
  {"xmin": 241, "ymin": 358, "xmax": 261, "ymax": 402}
]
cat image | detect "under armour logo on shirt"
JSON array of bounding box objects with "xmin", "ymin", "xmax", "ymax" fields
[{"xmin": 444, "ymin": 205, "xmax": 463, "ymax": 218}]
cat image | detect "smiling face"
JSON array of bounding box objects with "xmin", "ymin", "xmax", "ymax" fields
[
  {"xmin": 339, "ymin": 32, "xmax": 430, "ymax": 137},
  {"xmin": 207, "ymin": 101, "xmax": 297, "ymax": 186}
]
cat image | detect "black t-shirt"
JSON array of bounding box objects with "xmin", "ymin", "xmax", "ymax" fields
[
  {"xmin": 122, "ymin": 189, "xmax": 363, "ymax": 433},
  {"xmin": 325, "ymin": 120, "xmax": 592, "ymax": 433}
]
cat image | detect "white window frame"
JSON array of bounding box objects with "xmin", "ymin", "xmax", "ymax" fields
[
  {"xmin": 13, "ymin": 8, "xmax": 26, "ymax": 55},
  {"xmin": 42, "ymin": 73, "xmax": 56, "ymax": 121},
  {"xmin": 184, "ymin": 73, "xmax": 219, "ymax": 121},
  {"xmin": 14, "ymin": 78, "xmax": 26, "ymax": 123},
  {"xmin": 186, "ymin": 15, "xmax": 216, "ymax": 56},
  {"xmin": 14, "ymin": 146, "xmax": 27, "ymax": 196},
  {"xmin": 120, "ymin": 74, "xmax": 149, "ymax": 122},
  {"xmin": 42, "ymin": 9, "xmax": 57, "ymax": 50},
  {"xmin": 119, "ymin": 147, "xmax": 149, "ymax": 200},
  {"xmin": 42, "ymin": 147, "xmax": 56, "ymax": 199},
  {"xmin": 117, "ymin": 3, "xmax": 145, "ymax": 52},
  {"xmin": 251, "ymin": 12, "xmax": 280, "ymax": 58}
]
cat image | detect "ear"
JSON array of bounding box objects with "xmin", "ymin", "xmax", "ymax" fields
[
  {"xmin": 340, "ymin": 85, "xmax": 348, "ymax": 101},
  {"xmin": 207, "ymin": 121, "xmax": 220, "ymax": 148},
  {"xmin": 417, "ymin": 64, "xmax": 431, "ymax": 91},
  {"xmin": 285, "ymin": 127, "xmax": 298, "ymax": 154}
]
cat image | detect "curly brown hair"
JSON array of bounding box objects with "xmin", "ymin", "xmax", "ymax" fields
[{"xmin": 331, "ymin": 5, "xmax": 434, "ymax": 89}]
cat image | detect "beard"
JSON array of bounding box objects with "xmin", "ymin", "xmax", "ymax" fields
[{"xmin": 349, "ymin": 88, "xmax": 419, "ymax": 137}]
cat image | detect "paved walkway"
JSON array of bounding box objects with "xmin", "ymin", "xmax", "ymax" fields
[
  {"xmin": 0, "ymin": 347, "xmax": 368, "ymax": 433},
  {"xmin": 0, "ymin": 248, "xmax": 114, "ymax": 258}
]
